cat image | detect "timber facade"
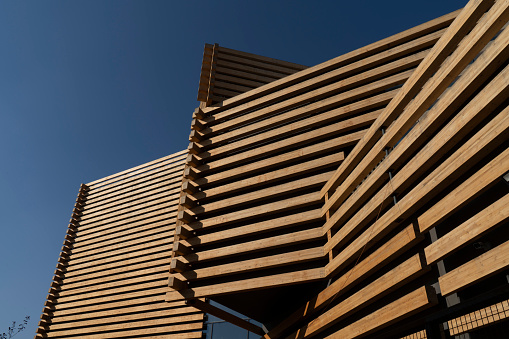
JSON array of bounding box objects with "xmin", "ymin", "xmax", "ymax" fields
[{"xmin": 37, "ymin": 1, "xmax": 509, "ymax": 338}]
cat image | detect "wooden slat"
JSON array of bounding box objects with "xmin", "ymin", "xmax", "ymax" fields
[
  {"xmin": 184, "ymin": 228, "xmax": 322, "ymax": 263},
  {"xmin": 192, "ymin": 172, "xmax": 331, "ymax": 215},
  {"xmin": 71, "ymin": 223, "xmax": 172, "ymax": 255},
  {"xmin": 182, "ymin": 247, "xmax": 324, "ymax": 281},
  {"xmin": 68, "ymin": 237, "xmax": 172, "ymax": 265},
  {"xmin": 75, "ymin": 210, "xmax": 176, "ymax": 243},
  {"xmin": 83, "ymin": 178, "xmax": 182, "ymax": 215},
  {"xmin": 84, "ymin": 164, "xmax": 184, "ymax": 203},
  {"xmin": 50, "ymin": 299, "xmax": 186, "ymax": 318},
  {"xmin": 204, "ymin": 27, "xmax": 448, "ymax": 125},
  {"xmin": 217, "ymin": 45, "xmax": 307, "ymax": 70},
  {"xmin": 322, "ymin": 0, "xmax": 501, "ymax": 200},
  {"xmin": 66, "ymin": 244, "xmax": 172, "ymax": 273},
  {"xmin": 205, "ymin": 107, "xmax": 384, "ymax": 161},
  {"xmin": 55, "ymin": 280, "xmax": 168, "ymax": 303},
  {"xmin": 80, "ymin": 188, "xmax": 180, "ymax": 222},
  {"xmin": 205, "ymin": 49, "xmax": 423, "ymax": 146},
  {"xmin": 322, "ymin": 24, "xmax": 509, "ymax": 225},
  {"xmin": 218, "ymin": 53, "xmax": 297, "ymax": 75},
  {"xmin": 77, "ymin": 200, "xmax": 179, "ymax": 231},
  {"xmin": 48, "ymin": 302, "xmax": 192, "ymax": 324},
  {"xmin": 418, "ymin": 118, "xmax": 509, "ymax": 232},
  {"xmin": 194, "ymin": 152, "xmax": 344, "ymax": 201},
  {"xmin": 439, "ymin": 239, "xmax": 509, "ymax": 297},
  {"xmin": 326, "ymin": 106, "xmax": 509, "ymax": 275},
  {"xmin": 166, "ymin": 267, "xmax": 324, "ymax": 300},
  {"xmin": 46, "ymin": 316, "xmax": 204, "ymax": 338},
  {"xmin": 323, "ymin": 286, "xmax": 437, "ymax": 339},
  {"xmin": 197, "ymin": 132, "xmax": 361, "ymax": 187},
  {"xmin": 323, "ymin": 54, "xmax": 509, "ymax": 247},
  {"xmin": 425, "ymin": 192, "xmax": 509, "ymax": 265},
  {"xmin": 186, "ymin": 192, "xmax": 320, "ymax": 230},
  {"xmin": 86, "ymin": 151, "xmax": 186, "ymax": 187},
  {"xmin": 61, "ymin": 264, "xmax": 170, "ymax": 290},
  {"xmin": 214, "ymin": 72, "xmax": 266, "ymax": 88},
  {"xmin": 187, "ymin": 209, "xmax": 321, "ymax": 247},
  {"xmin": 203, "ymin": 11, "xmax": 457, "ymax": 115},
  {"xmin": 203, "ymin": 65, "xmax": 416, "ymax": 137},
  {"xmin": 52, "ymin": 287, "xmax": 171, "ymax": 310},
  {"xmin": 286, "ymin": 253, "xmax": 428, "ymax": 339},
  {"xmin": 264, "ymin": 224, "xmax": 421, "ymax": 339},
  {"xmin": 200, "ymin": 130, "xmax": 365, "ymax": 173},
  {"xmin": 48, "ymin": 307, "xmax": 200, "ymax": 329}
]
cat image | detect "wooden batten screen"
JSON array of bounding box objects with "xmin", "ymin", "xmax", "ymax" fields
[
  {"xmin": 36, "ymin": 151, "xmax": 206, "ymax": 339},
  {"xmin": 167, "ymin": 9, "xmax": 458, "ymax": 305},
  {"xmin": 197, "ymin": 43, "xmax": 308, "ymax": 106},
  {"xmin": 272, "ymin": 1, "xmax": 509, "ymax": 338}
]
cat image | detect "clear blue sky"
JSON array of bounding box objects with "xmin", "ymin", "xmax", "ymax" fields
[{"xmin": 0, "ymin": 1, "xmax": 465, "ymax": 337}]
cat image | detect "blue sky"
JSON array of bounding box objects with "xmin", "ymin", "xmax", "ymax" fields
[{"xmin": 0, "ymin": 1, "xmax": 465, "ymax": 337}]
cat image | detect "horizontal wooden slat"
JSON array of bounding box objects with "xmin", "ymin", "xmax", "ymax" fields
[
  {"xmin": 264, "ymin": 223, "xmax": 421, "ymax": 339},
  {"xmin": 182, "ymin": 247, "xmax": 324, "ymax": 281},
  {"xmin": 71, "ymin": 223, "xmax": 172, "ymax": 255},
  {"xmin": 217, "ymin": 46, "xmax": 307, "ymax": 71},
  {"xmin": 187, "ymin": 192, "xmax": 320, "ymax": 230},
  {"xmin": 194, "ymin": 152, "xmax": 344, "ymax": 201},
  {"xmin": 81, "ymin": 188, "xmax": 180, "ymax": 222},
  {"xmin": 204, "ymin": 28, "xmax": 447, "ymax": 127},
  {"xmin": 200, "ymin": 130, "xmax": 364, "ymax": 173},
  {"xmin": 83, "ymin": 179, "xmax": 182, "ymax": 215},
  {"xmin": 48, "ymin": 302, "xmax": 192, "ymax": 324},
  {"xmin": 49, "ymin": 299, "xmax": 187, "ymax": 319},
  {"xmin": 46, "ymin": 315, "xmax": 203, "ymax": 338},
  {"xmin": 203, "ymin": 11, "xmax": 457, "ymax": 115},
  {"xmin": 48, "ymin": 307, "xmax": 200, "ymax": 330},
  {"xmin": 418, "ymin": 116, "xmax": 509, "ymax": 233},
  {"xmin": 321, "ymin": 0, "xmax": 495, "ymax": 198},
  {"xmin": 79, "ymin": 192, "xmax": 179, "ymax": 226},
  {"xmin": 192, "ymin": 172, "xmax": 331, "ymax": 215},
  {"xmin": 439, "ymin": 239, "xmax": 509, "ymax": 296},
  {"xmin": 86, "ymin": 151, "xmax": 186, "ymax": 186},
  {"xmin": 322, "ymin": 25, "xmax": 509, "ymax": 224},
  {"xmin": 75, "ymin": 211, "xmax": 176, "ymax": 244},
  {"xmin": 185, "ymin": 228, "xmax": 322, "ymax": 263},
  {"xmin": 197, "ymin": 132, "xmax": 362, "ymax": 187},
  {"xmin": 187, "ymin": 209, "xmax": 321, "ymax": 247},
  {"xmin": 205, "ymin": 52, "xmax": 421, "ymax": 146},
  {"xmin": 69, "ymin": 237, "xmax": 172, "ymax": 265},
  {"xmin": 324, "ymin": 56, "xmax": 509, "ymax": 250},
  {"xmin": 425, "ymin": 192, "xmax": 509, "ymax": 265},
  {"xmin": 286, "ymin": 253, "xmax": 427, "ymax": 338},
  {"xmin": 61, "ymin": 264, "xmax": 170, "ymax": 290},
  {"xmin": 166, "ymin": 267, "xmax": 324, "ymax": 300},
  {"xmin": 204, "ymin": 64, "xmax": 416, "ymax": 137},
  {"xmin": 323, "ymin": 286, "xmax": 437, "ymax": 339},
  {"xmin": 77, "ymin": 202, "xmax": 179, "ymax": 232},
  {"xmin": 326, "ymin": 106, "xmax": 509, "ymax": 275}
]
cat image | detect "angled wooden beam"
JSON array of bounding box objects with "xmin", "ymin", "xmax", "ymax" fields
[
  {"xmin": 439, "ymin": 239, "xmax": 509, "ymax": 297},
  {"xmin": 186, "ymin": 299, "xmax": 265, "ymax": 336}
]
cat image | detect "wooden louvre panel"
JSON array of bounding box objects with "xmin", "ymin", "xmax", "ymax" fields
[
  {"xmin": 36, "ymin": 151, "xmax": 205, "ymax": 339},
  {"xmin": 321, "ymin": 0, "xmax": 509, "ymax": 274},
  {"xmin": 267, "ymin": 1, "xmax": 509, "ymax": 337},
  {"xmin": 197, "ymin": 43, "xmax": 308, "ymax": 105},
  {"xmin": 169, "ymin": 6, "xmax": 458, "ymax": 318}
]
